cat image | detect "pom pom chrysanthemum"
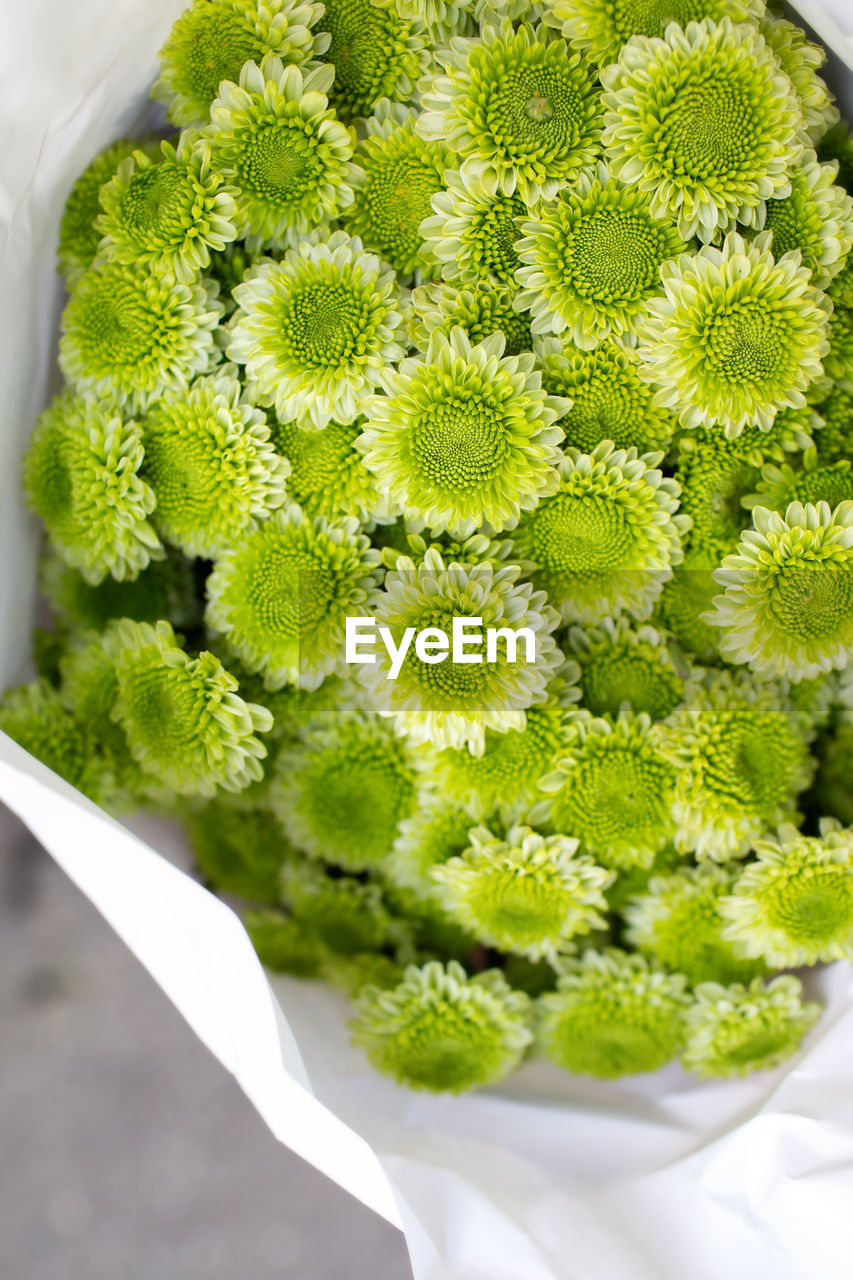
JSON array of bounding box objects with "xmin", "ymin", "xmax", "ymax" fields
[
  {"xmin": 270, "ymin": 419, "xmax": 392, "ymax": 525},
  {"xmin": 418, "ymin": 171, "xmax": 527, "ymax": 288},
  {"xmin": 317, "ymin": 0, "xmax": 428, "ymax": 122},
  {"xmin": 681, "ymin": 976, "xmax": 819, "ymax": 1078},
  {"xmin": 567, "ymin": 618, "xmax": 693, "ymax": 721},
  {"xmin": 408, "ymin": 282, "xmax": 532, "ymax": 358}
]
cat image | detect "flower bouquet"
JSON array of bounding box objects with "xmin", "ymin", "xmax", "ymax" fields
[{"xmin": 3, "ymin": 0, "xmax": 853, "ymax": 1275}]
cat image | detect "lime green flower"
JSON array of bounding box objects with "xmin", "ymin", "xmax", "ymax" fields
[
  {"xmin": 656, "ymin": 672, "xmax": 814, "ymax": 859},
  {"xmin": 755, "ymin": 152, "xmax": 853, "ymax": 291},
  {"xmin": 352, "ymin": 549, "xmax": 563, "ymax": 753},
  {"xmin": 432, "ymin": 824, "xmax": 612, "ymax": 961},
  {"xmin": 418, "ymin": 170, "xmax": 527, "ymax": 288},
  {"xmin": 418, "ymin": 22, "xmax": 603, "ymax": 204},
  {"xmin": 317, "ymin": 0, "xmax": 428, "ymax": 122},
  {"xmin": 141, "ymin": 368, "xmax": 289, "ymax": 558},
  {"xmin": 271, "ymin": 715, "xmax": 424, "ymax": 872},
  {"xmin": 744, "ymin": 451, "xmax": 853, "ymax": 518},
  {"xmin": 24, "ymin": 393, "xmax": 161, "ymax": 585},
  {"xmin": 111, "ymin": 620, "xmax": 272, "ymax": 797},
  {"xmin": 601, "ymin": 19, "xmax": 803, "ymax": 242},
  {"xmin": 640, "ymin": 234, "xmax": 831, "ymax": 435},
  {"xmin": 227, "ymin": 232, "xmax": 405, "ymax": 429},
  {"xmin": 206, "ymin": 58, "xmax": 355, "ymax": 244},
  {"xmin": 153, "ymin": 0, "xmax": 325, "ymax": 127},
  {"xmin": 681, "ymin": 976, "xmax": 820, "ymax": 1078},
  {"xmin": 536, "ymin": 711, "xmax": 677, "ymax": 869},
  {"xmin": 95, "ymin": 133, "xmax": 238, "ymax": 284},
  {"xmin": 244, "ymin": 911, "xmax": 329, "ymax": 976},
  {"xmin": 0, "ymin": 681, "xmax": 103, "ymax": 802},
  {"xmin": 624, "ymin": 864, "xmax": 767, "ymax": 986},
  {"xmin": 548, "ymin": 0, "xmax": 764, "ymax": 69},
  {"xmin": 510, "ymin": 443, "xmax": 689, "ymax": 624},
  {"xmin": 270, "ymin": 419, "xmax": 393, "ymax": 525},
  {"xmin": 408, "ymin": 282, "xmax": 531, "ymax": 357},
  {"xmin": 567, "ymin": 618, "xmax": 695, "ymax": 721},
  {"xmin": 708, "ymin": 501, "xmax": 853, "ymax": 680},
  {"xmin": 282, "ymin": 859, "xmax": 402, "ymax": 954},
  {"xmin": 357, "ymin": 328, "xmax": 566, "ymax": 536},
  {"xmin": 187, "ymin": 798, "xmax": 291, "ymax": 903},
  {"xmin": 654, "ymin": 545, "xmax": 724, "ymax": 662},
  {"xmin": 60, "ymin": 263, "xmax": 222, "ymax": 413},
  {"xmin": 385, "ymin": 798, "xmax": 475, "ymax": 903},
  {"xmin": 516, "ymin": 163, "xmax": 686, "ymax": 346},
  {"xmin": 41, "ymin": 548, "xmax": 201, "ymax": 634},
  {"xmin": 351, "ymin": 960, "xmax": 532, "ymax": 1092},
  {"xmin": 205, "ymin": 505, "xmax": 382, "ymax": 690},
  {"xmin": 344, "ymin": 100, "xmax": 451, "ymax": 276},
  {"xmin": 719, "ymin": 820, "xmax": 853, "ymax": 967},
  {"xmin": 759, "ymin": 14, "xmax": 840, "ymax": 143},
  {"xmin": 536, "ymin": 949, "xmax": 689, "ymax": 1078},
  {"xmin": 814, "ymin": 386, "xmax": 853, "ymax": 461}
]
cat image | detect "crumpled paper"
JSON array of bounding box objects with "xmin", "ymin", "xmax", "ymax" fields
[{"xmin": 2, "ymin": 3, "xmax": 853, "ymax": 1276}]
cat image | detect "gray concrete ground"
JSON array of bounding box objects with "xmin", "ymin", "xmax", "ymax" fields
[{"xmin": 0, "ymin": 803, "xmax": 412, "ymax": 1279}]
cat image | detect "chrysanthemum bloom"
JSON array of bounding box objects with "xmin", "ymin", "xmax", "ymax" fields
[
  {"xmin": 510, "ymin": 443, "xmax": 689, "ymax": 624},
  {"xmin": 681, "ymin": 975, "xmax": 819, "ymax": 1078},
  {"xmin": 707, "ymin": 501, "xmax": 853, "ymax": 680},
  {"xmin": 744, "ymin": 451, "xmax": 853, "ymax": 519},
  {"xmin": 186, "ymin": 799, "xmax": 293, "ymax": 905},
  {"xmin": 814, "ymin": 386, "xmax": 853, "ymax": 462},
  {"xmin": 417, "ymin": 22, "xmax": 603, "ymax": 204},
  {"xmin": 656, "ymin": 671, "xmax": 814, "ymax": 859},
  {"xmin": 759, "ymin": 14, "xmax": 840, "ymax": 143},
  {"xmin": 0, "ymin": 681, "xmax": 104, "ymax": 803},
  {"xmin": 624, "ymin": 864, "xmax": 767, "ymax": 986},
  {"xmin": 566, "ymin": 617, "xmax": 696, "ymax": 721},
  {"xmin": 535, "ymin": 711, "xmax": 677, "ymax": 869},
  {"xmin": 317, "ymin": 0, "xmax": 428, "ymax": 122},
  {"xmin": 24, "ymin": 393, "xmax": 161, "ymax": 585},
  {"xmin": 205, "ymin": 505, "xmax": 382, "ymax": 690},
  {"xmin": 352, "ymin": 548, "xmax": 563, "ymax": 753},
  {"xmin": 270, "ymin": 419, "xmax": 394, "ymax": 526},
  {"xmin": 40, "ymin": 547, "xmax": 201, "ymax": 635},
  {"xmin": 515, "ymin": 164, "xmax": 686, "ymax": 347},
  {"xmin": 351, "ymin": 960, "xmax": 532, "ymax": 1092},
  {"xmin": 244, "ymin": 912, "xmax": 330, "ymax": 978},
  {"xmin": 547, "ymin": 0, "xmax": 763, "ymax": 69},
  {"xmin": 432, "ymin": 824, "xmax": 612, "ymax": 961},
  {"xmin": 719, "ymin": 820, "xmax": 853, "ymax": 967},
  {"xmin": 754, "ymin": 153, "xmax": 853, "ymax": 291},
  {"xmin": 282, "ymin": 859, "xmax": 403, "ymax": 955},
  {"xmin": 59, "ymin": 263, "xmax": 222, "ymax": 414},
  {"xmin": 408, "ymin": 281, "xmax": 531, "ymax": 357},
  {"xmin": 152, "ymin": 0, "xmax": 326, "ymax": 127},
  {"xmin": 654, "ymin": 546, "xmax": 724, "ymax": 662},
  {"xmin": 419, "ymin": 170, "xmax": 527, "ymax": 288},
  {"xmin": 57, "ymin": 136, "xmax": 162, "ymax": 286},
  {"xmin": 227, "ymin": 233, "xmax": 405, "ymax": 429},
  {"xmin": 358, "ymin": 328, "xmax": 566, "ymax": 536},
  {"xmin": 600, "ymin": 19, "xmax": 804, "ymax": 242},
  {"xmin": 111, "ymin": 620, "xmax": 272, "ymax": 797},
  {"xmin": 384, "ymin": 797, "xmax": 475, "ymax": 903},
  {"xmin": 536, "ymin": 336, "xmax": 674, "ymax": 456},
  {"xmin": 270, "ymin": 712, "xmax": 424, "ymax": 870},
  {"xmin": 141, "ymin": 368, "xmax": 288, "ymax": 558},
  {"xmin": 343, "ymin": 101, "xmax": 451, "ymax": 276},
  {"xmin": 536, "ymin": 949, "xmax": 690, "ymax": 1078}
]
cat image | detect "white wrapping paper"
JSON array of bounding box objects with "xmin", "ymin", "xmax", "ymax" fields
[{"xmin": 3, "ymin": 4, "xmax": 853, "ymax": 1276}]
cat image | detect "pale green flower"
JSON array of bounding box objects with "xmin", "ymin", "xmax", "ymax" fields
[
  {"xmin": 418, "ymin": 170, "xmax": 527, "ymax": 288},
  {"xmin": 407, "ymin": 281, "xmax": 531, "ymax": 357},
  {"xmin": 743, "ymin": 450, "xmax": 853, "ymax": 518},
  {"xmin": 0, "ymin": 681, "xmax": 104, "ymax": 803},
  {"xmin": 681, "ymin": 976, "xmax": 820, "ymax": 1078},
  {"xmin": 385, "ymin": 797, "xmax": 475, "ymax": 903},
  {"xmin": 40, "ymin": 548, "xmax": 201, "ymax": 635},
  {"xmin": 547, "ymin": 0, "xmax": 764, "ymax": 69},
  {"xmin": 282, "ymin": 858, "xmax": 403, "ymax": 954},
  {"xmin": 754, "ymin": 152, "xmax": 853, "ymax": 291},
  {"xmin": 317, "ymin": 0, "xmax": 428, "ymax": 122},
  {"xmin": 566, "ymin": 617, "xmax": 697, "ymax": 721},
  {"xmin": 187, "ymin": 799, "xmax": 293, "ymax": 904},
  {"xmin": 270, "ymin": 419, "xmax": 394, "ymax": 526},
  {"xmin": 759, "ymin": 14, "xmax": 839, "ymax": 143}
]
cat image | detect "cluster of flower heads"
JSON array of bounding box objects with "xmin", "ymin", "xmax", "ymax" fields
[{"xmin": 9, "ymin": 0, "xmax": 853, "ymax": 1095}]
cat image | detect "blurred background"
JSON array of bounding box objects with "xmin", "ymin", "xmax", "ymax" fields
[{"xmin": 0, "ymin": 802, "xmax": 412, "ymax": 1279}]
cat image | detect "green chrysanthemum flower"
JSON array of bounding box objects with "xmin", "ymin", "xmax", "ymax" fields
[
  {"xmin": 344, "ymin": 100, "xmax": 451, "ymax": 276},
  {"xmin": 0, "ymin": 681, "xmax": 103, "ymax": 802},
  {"xmin": 351, "ymin": 960, "xmax": 532, "ymax": 1092},
  {"xmin": 719, "ymin": 820, "xmax": 853, "ymax": 967},
  {"xmin": 408, "ymin": 282, "xmax": 531, "ymax": 357},
  {"xmin": 357, "ymin": 328, "xmax": 566, "ymax": 536},
  {"xmin": 535, "ymin": 336, "xmax": 674, "ymax": 455},
  {"xmin": 624, "ymin": 863, "xmax": 767, "ymax": 986},
  {"xmin": 418, "ymin": 171, "xmax": 527, "ymax": 288},
  {"xmin": 744, "ymin": 450, "xmax": 853, "ymax": 518},
  {"xmin": 206, "ymin": 58, "xmax": 355, "ymax": 244},
  {"xmin": 187, "ymin": 798, "xmax": 291, "ymax": 903},
  {"xmin": 656, "ymin": 671, "xmax": 814, "ymax": 859},
  {"xmin": 753, "ymin": 152, "xmax": 853, "ymax": 291},
  {"xmin": 536, "ymin": 949, "xmax": 689, "ymax": 1078},
  {"xmin": 639, "ymin": 234, "xmax": 831, "ymax": 435},
  {"xmin": 95, "ymin": 133, "xmax": 238, "ymax": 284},
  {"xmin": 759, "ymin": 14, "xmax": 839, "ymax": 144},
  {"xmin": 600, "ymin": 19, "xmax": 804, "ymax": 242},
  {"xmin": 110, "ymin": 620, "xmax": 272, "ymax": 797},
  {"xmin": 681, "ymin": 975, "xmax": 820, "ymax": 1078},
  {"xmin": 418, "ymin": 22, "xmax": 603, "ymax": 204},
  {"xmin": 244, "ymin": 911, "xmax": 329, "ymax": 977},
  {"xmin": 59, "ymin": 263, "xmax": 222, "ymax": 413},
  {"xmin": 270, "ymin": 419, "xmax": 393, "ymax": 526},
  {"xmin": 352, "ymin": 549, "xmax": 563, "ymax": 753},
  {"xmin": 227, "ymin": 232, "xmax": 405, "ymax": 429},
  {"xmin": 57, "ymin": 136, "xmax": 162, "ymax": 286},
  {"xmin": 432, "ymin": 824, "xmax": 612, "ymax": 961},
  {"xmin": 536, "ymin": 711, "xmax": 677, "ymax": 869},
  {"xmin": 317, "ymin": 0, "xmax": 428, "ymax": 122},
  {"xmin": 515, "ymin": 163, "xmax": 686, "ymax": 346},
  {"xmin": 546, "ymin": 0, "xmax": 764, "ymax": 69},
  {"xmin": 814, "ymin": 386, "xmax": 853, "ymax": 462},
  {"xmin": 566, "ymin": 618, "xmax": 694, "ymax": 721},
  {"xmin": 282, "ymin": 859, "xmax": 402, "ymax": 954},
  {"xmin": 152, "ymin": 0, "xmax": 325, "ymax": 127},
  {"xmin": 141, "ymin": 367, "xmax": 289, "ymax": 558},
  {"xmin": 654, "ymin": 545, "xmax": 724, "ymax": 662},
  {"xmin": 510, "ymin": 443, "xmax": 689, "ymax": 624},
  {"xmin": 41, "ymin": 548, "xmax": 202, "ymax": 635},
  {"xmin": 23, "ymin": 393, "xmax": 161, "ymax": 585},
  {"xmin": 707, "ymin": 501, "xmax": 853, "ymax": 680},
  {"xmin": 205, "ymin": 505, "xmax": 382, "ymax": 691},
  {"xmin": 270, "ymin": 711, "xmax": 423, "ymax": 871},
  {"xmin": 384, "ymin": 798, "xmax": 475, "ymax": 903}
]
